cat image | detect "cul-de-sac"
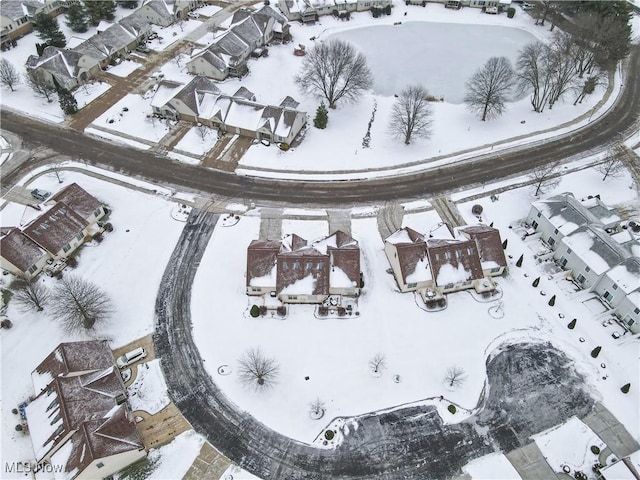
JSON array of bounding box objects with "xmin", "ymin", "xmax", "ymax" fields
[{"xmin": 1, "ymin": 0, "xmax": 639, "ymax": 478}]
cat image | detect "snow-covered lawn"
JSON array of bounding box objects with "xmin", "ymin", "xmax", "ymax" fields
[
  {"xmin": 106, "ymin": 59, "xmax": 143, "ymax": 78},
  {"xmin": 92, "ymin": 92, "xmax": 175, "ymax": 143},
  {"xmin": 463, "ymin": 452, "xmax": 522, "ymax": 480},
  {"xmin": 146, "ymin": 20, "xmax": 202, "ymax": 52},
  {"xmin": 174, "ymin": 126, "xmax": 218, "ymax": 156},
  {"xmin": 127, "ymin": 359, "xmax": 170, "ymax": 415},
  {"xmin": 0, "ymin": 171, "xmax": 185, "ymax": 477},
  {"xmin": 190, "ymin": 165, "xmax": 639, "ymax": 448}
]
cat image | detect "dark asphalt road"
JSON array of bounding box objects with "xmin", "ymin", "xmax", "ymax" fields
[
  {"xmin": 154, "ymin": 210, "xmax": 596, "ymax": 479},
  {"xmin": 1, "ymin": 47, "xmax": 639, "ymax": 205}
]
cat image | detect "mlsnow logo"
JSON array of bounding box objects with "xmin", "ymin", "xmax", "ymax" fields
[{"xmin": 5, "ymin": 461, "xmax": 64, "ymax": 474}]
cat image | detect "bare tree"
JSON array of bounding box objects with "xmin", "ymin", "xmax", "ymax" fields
[
  {"xmin": 464, "ymin": 57, "xmax": 514, "ymax": 121},
  {"xmin": 516, "ymin": 42, "xmax": 555, "ymax": 113},
  {"xmin": 531, "ymin": 0, "xmax": 556, "ymax": 28},
  {"xmin": 25, "ymin": 69, "xmax": 56, "ymax": 102},
  {"xmin": 50, "ymin": 275, "xmax": 114, "ymax": 332},
  {"xmin": 595, "ymin": 146, "xmax": 626, "ymax": 181},
  {"xmin": 388, "ymin": 85, "xmax": 433, "ymax": 145},
  {"xmin": 529, "ymin": 161, "xmax": 562, "ymax": 197},
  {"xmin": 12, "ymin": 276, "xmax": 50, "ymax": 312},
  {"xmin": 295, "ymin": 39, "xmax": 373, "ymax": 109},
  {"xmin": 444, "ymin": 366, "xmax": 467, "ymax": 388},
  {"xmin": 195, "ymin": 123, "xmax": 210, "ymax": 142},
  {"xmin": 547, "ymin": 42, "xmax": 579, "ymax": 109},
  {"xmin": 238, "ymin": 347, "xmax": 280, "ymax": 390},
  {"xmin": 368, "ymin": 353, "xmax": 387, "ymax": 375},
  {"xmin": 0, "ymin": 59, "xmax": 20, "ymax": 92},
  {"xmin": 309, "ymin": 398, "xmax": 326, "ymax": 419}
]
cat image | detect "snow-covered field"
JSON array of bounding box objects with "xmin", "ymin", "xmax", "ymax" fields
[
  {"xmin": 174, "ymin": 126, "xmax": 218, "ymax": 156},
  {"xmin": 190, "ymin": 163, "xmax": 639, "ymax": 453}
]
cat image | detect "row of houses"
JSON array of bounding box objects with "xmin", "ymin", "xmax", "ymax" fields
[
  {"xmin": 277, "ymin": 0, "xmax": 392, "ymax": 23},
  {"xmin": 151, "ymin": 75, "xmax": 307, "ymax": 144},
  {"xmin": 246, "ymin": 230, "xmax": 361, "ymax": 302},
  {"xmin": 25, "ymin": 341, "xmax": 146, "ymax": 480},
  {"xmin": 526, "ymin": 193, "xmax": 640, "ymax": 333},
  {"xmin": 186, "ymin": 5, "xmax": 290, "ymax": 80},
  {"xmin": 0, "ymin": 183, "xmax": 108, "ymax": 279},
  {"xmin": 245, "ymin": 225, "xmax": 506, "ymax": 307},
  {"xmin": 0, "ymin": 0, "xmax": 65, "ymax": 49},
  {"xmin": 24, "ymin": 0, "xmax": 203, "ymax": 90}
]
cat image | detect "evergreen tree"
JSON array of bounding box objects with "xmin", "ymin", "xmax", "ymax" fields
[
  {"xmin": 85, "ymin": 0, "xmax": 117, "ymax": 25},
  {"xmin": 53, "ymin": 77, "xmax": 78, "ymax": 115},
  {"xmin": 314, "ymin": 102, "xmax": 328, "ymax": 129},
  {"xmin": 66, "ymin": 3, "xmax": 88, "ymax": 33},
  {"xmin": 33, "ymin": 12, "xmax": 66, "ymax": 48},
  {"xmin": 117, "ymin": 0, "xmax": 139, "ymax": 8}
]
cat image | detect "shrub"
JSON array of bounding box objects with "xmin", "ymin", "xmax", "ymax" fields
[
  {"xmin": 277, "ymin": 305, "xmax": 286, "ymax": 316},
  {"xmin": 15, "ymin": 424, "xmax": 23, "ymax": 431},
  {"xmin": 318, "ymin": 306, "xmax": 328, "ymax": 316},
  {"xmin": 568, "ymin": 318, "xmax": 577, "ymax": 329},
  {"xmin": 447, "ymin": 404, "xmax": 457, "ymax": 414},
  {"xmin": 507, "ymin": 7, "xmax": 515, "ymax": 18},
  {"xmin": 532, "ymin": 277, "xmax": 540, "ymax": 287},
  {"xmin": 104, "ymin": 222, "xmax": 114, "ymax": 232},
  {"xmin": 11, "ymin": 408, "xmax": 18, "ymax": 414},
  {"xmin": 279, "ymin": 143, "xmax": 290, "ymax": 151},
  {"xmin": 250, "ymin": 305, "xmax": 260, "ymax": 317},
  {"xmin": 324, "ymin": 430, "xmax": 335, "ymax": 440},
  {"xmin": 515, "ymin": 254, "xmax": 523, "ymax": 267},
  {"xmin": 548, "ymin": 295, "xmax": 556, "ymax": 306},
  {"xmin": 590, "ymin": 445, "xmax": 600, "ymax": 455},
  {"xmin": 590, "ymin": 346, "xmax": 601, "ymax": 358},
  {"xmin": 337, "ymin": 307, "xmax": 346, "ymax": 316},
  {"xmin": 259, "ymin": 305, "xmax": 268, "ymax": 316},
  {"xmin": 1, "ymin": 319, "xmax": 13, "ymax": 329},
  {"xmin": 621, "ymin": 383, "xmax": 630, "ymax": 394}
]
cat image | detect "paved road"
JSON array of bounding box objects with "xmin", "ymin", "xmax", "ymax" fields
[
  {"xmin": 2, "ymin": 46, "xmax": 639, "ymax": 204},
  {"xmin": 154, "ymin": 210, "xmax": 596, "ymax": 479}
]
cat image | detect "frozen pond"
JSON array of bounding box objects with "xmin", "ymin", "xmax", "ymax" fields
[{"xmin": 331, "ymin": 22, "xmax": 537, "ymax": 104}]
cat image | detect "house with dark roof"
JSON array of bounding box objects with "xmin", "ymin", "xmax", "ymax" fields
[
  {"xmin": 0, "ymin": 228, "xmax": 52, "ymax": 279},
  {"xmin": 1, "ymin": 184, "xmax": 107, "ymax": 278},
  {"xmin": 25, "ymin": 341, "xmax": 146, "ymax": 480},
  {"xmin": 384, "ymin": 225, "xmax": 506, "ymax": 306},
  {"xmin": 151, "ymin": 76, "xmax": 307, "ymax": 145},
  {"xmin": 1, "ymin": 0, "xmax": 64, "ymax": 49},
  {"xmin": 246, "ymin": 231, "xmax": 361, "ymax": 303},
  {"xmin": 22, "ymin": 202, "xmax": 90, "ymax": 259},
  {"xmin": 25, "ymin": 46, "xmax": 89, "ymax": 91},
  {"xmin": 46, "ymin": 183, "xmax": 108, "ymax": 225}
]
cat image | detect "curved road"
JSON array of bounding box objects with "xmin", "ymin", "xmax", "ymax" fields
[
  {"xmin": 155, "ymin": 210, "xmax": 596, "ymax": 479},
  {"xmin": 1, "ymin": 47, "xmax": 639, "ymax": 204}
]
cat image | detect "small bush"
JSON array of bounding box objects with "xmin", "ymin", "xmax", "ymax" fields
[
  {"xmin": 277, "ymin": 305, "xmax": 286, "ymax": 316},
  {"xmin": 279, "ymin": 143, "xmax": 290, "ymax": 151},
  {"xmin": 318, "ymin": 306, "xmax": 328, "ymax": 316},
  {"xmin": 11, "ymin": 408, "xmax": 18, "ymax": 414},
  {"xmin": 515, "ymin": 254, "xmax": 523, "ymax": 267},
  {"xmin": 337, "ymin": 307, "xmax": 346, "ymax": 316},
  {"xmin": 548, "ymin": 295, "xmax": 556, "ymax": 306},
  {"xmin": 590, "ymin": 445, "xmax": 600, "ymax": 455},
  {"xmin": 324, "ymin": 430, "xmax": 335, "ymax": 440},
  {"xmin": 1, "ymin": 319, "xmax": 13, "ymax": 329},
  {"xmin": 447, "ymin": 404, "xmax": 457, "ymax": 414},
  {"xmin": 590, "ymin": 346, "xmax": 601, "ymax": 358},
  {"xmin": 104, "ymin": 222, "xmax": 114, "ymax": 232},
  {"xmin": 507, "ymin": 7, "xmax": 515, "ymax": 18},
  {"xmin": 532, "ymin": 277, "xmax": 540, "ymax": 287},
  {"xmin": 568, "ymin": 318, "xmax": 577, "ymax": 329},
  {"xmin": 259, "ymin": 305, "xmax": 268, "ymax": 316},
  {"xmin": 250, "ymin": 305, "xmax": 260, "ymax": 317},
  {"xmin": 15, "ymin": 424, "xmax": 22, "ymax": 431},
  {"xmin": 621, "ymin": 383, "xmax": 630, "ymax": 394}
]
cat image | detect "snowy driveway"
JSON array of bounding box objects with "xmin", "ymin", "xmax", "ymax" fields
[{"xmin": 154, "ymin": 210, "xmax": 596, "ymax": 479}]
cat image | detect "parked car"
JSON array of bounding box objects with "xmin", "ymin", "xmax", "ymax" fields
[
  {"xmin": 30, "ymin": 189, "xmax": 50, "ymax": 201},
  {"xmin": 522, "ymin": 2, "xmax": 534, "ymax": 10},
  {"xmin": 188, "ymin": 11, "xmax": 200, "ymax": 18},
  {"xmin": 135, "ymin": 44, "xmax": 151, "ymax": 54},
  {"xmin": 116, "ymin": 347, "xmax": 147, "ymax": 368},
  {"xmin": 485, "ymin": 6, "xmax": 498, "ymax": 14}
]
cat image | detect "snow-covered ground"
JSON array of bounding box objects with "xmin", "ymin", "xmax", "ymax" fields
[
  {"xmin": 106, "ymin": 59, "xmax": 143, "ymax": 78},
  {"xmin": 0, "ymin": 171, "xmax": 185, "ymax": 477},
  {"xmin": 174, "ymin": 126, "xmax": 218, "ymax": 156},
  {"xmin": 127, "ymin": 359, "xmax": 170, "ymax": 415},
  {"xmin": 190, "ymin": 163, "xmax": 639, "ymax": 450}
]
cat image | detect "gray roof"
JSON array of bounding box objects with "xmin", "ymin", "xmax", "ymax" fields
[
  {"xmin": 534, "ymin": 193, "xmax": 600, "ymax": 233},
  {"xmin": 172, "ymin": 75, "xmax": 221, "ymax": 114},
  {"xmin": 256, "ymin": 4, "xmax": 288, "ymax": 25},
  {"xmin": 26, "ymin": 46, "xmax": 82, "ymax": 83},
  {"xmin": 563, "ymin": 224, "xmax": 629, "ymax": 274},
  {"xmin": 1, "ymin": 1, "xmax": 29, "ymax": 20}
]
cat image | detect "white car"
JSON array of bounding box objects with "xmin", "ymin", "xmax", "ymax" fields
[{"xmin": 116, "ymin": 347, "xmax": 147, "ymax": 368}]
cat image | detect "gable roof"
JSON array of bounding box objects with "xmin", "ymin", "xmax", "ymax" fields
[
  {"xmin": 458, "ymin": 225, "xmax": 507, "ymax": 270},
  {"xmin": 246, "ymin": 240, "xmax": 281, "ymax": 287},
  {"xmin": 532, "ymin": 193, "xmax": 600, "ymax": 236},
  {"xmin": 48, "ymin": 183, "xmax": 104, "ymax": 219},
  {"xmin": 604, "ymin": 257, "xmax": 640, "ymax": 294},
  {"xmin": 385, "ymin": 227, "xmax": 429, "ymax": 285},
  {"xmin": 276, "ymin": 245, "xmax": 330, "ymax": 296},
  {"xmin": 32, "ymin": 340, "xmax": 115, "ymax": 394},
  {"xmin": 427, "ymin": 238, "xmax": 484, "ymax": 287},
  {"xmin": 23, "ymin": 202, "xmax": 88, "ymax": 254},
  {"xmin": 26, "ymin": 46, "xmax": 83, "ymax": 83},
  {"xmin": 0, "ymin": 228, "xmax": 48, "ymax": 272},
  {"xmin": 562, "ymin": 224, "xmax": 629, "ymax": 275}
]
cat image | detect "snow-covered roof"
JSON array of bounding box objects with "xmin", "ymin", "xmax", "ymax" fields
[
  {"xmin": 26, "ymin": 46, "xmax": 84, "ymax": 83},
  {"xmin": 246, "ymin": 240, "xmax": 281, "ymax": 286},
  {"xmin": 23, "ymin": 202, "xmax": 88, "ymax": 255},
  {"xmin": 458, "ymin": 225, "xmax": 507, "ymax": 270},
  {"xmin": 562, "ymin": 225, "xmax": 629, "ymax": 275},
  {"xmin": 427, "ymin": 238, "xmax": 484, "ymax": 287},
  {"xmin": 385, "ymin": 227, "xmax": 424, "ymax": 245},
  {"xmin": 604, "ymin": 257, "xmax": 640, "ymax": 294},
  {"xmin": 0, "ymin": 228, "xmax": 48, "ymax": 272},
  {"xmin": 26, "ymin": 385, "xmax": 65, "ymax": 461},
  {"xmin": 533, "ymin": 193, "xmax": 600, "ymax": 235},
  {"xmin": 48, "ymin": 183, "xmax": 105, "ymax": 220}
]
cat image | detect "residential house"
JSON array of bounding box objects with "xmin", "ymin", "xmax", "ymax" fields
[
  {"xmin": 25, "ymin": 46, "xmax": 89, "ymax": 91},
  {"xmin": 135, "ymin": 0, "xmax": 175, "ymax": 27},
  {"xmin": 593, "ymin": 257, "xmax": 640, "ymax": 333},
  {"xmin": 26, "ymin": 341, "xmax": 146, "ymax": 480},
  {"xmin": 0, "ymin": 228, "xmax": 52, "ymax": 279},
  {"xmin": 151, "ymin": 76, "xmax": 307, "ymax": 144},
  {"xmin": 171, "ymin": 0, "xmax": 207, "ymax": 19},
  {"xmin": 384, "ymin": 225, "xmax": 506, "ymax": 305},
  {"xmin": 277, "ymin": 0, "xmax": 391, "ymax": 22},
  {"xmin": 1, "ymin": 0, "xmax": 65, "ymax": 49},
  {"xmin": 22, "ymin": 202, "xmax": 90, "ymax": 260},
  {"xmin": 46, "ymin": 182, "xmax": 109, "ymax": 225},
  {"xmin": 246, "ymin": 231, "xmax": 361, "ymax": 303},
  {"xmin": 599, "ymin": 450, "xmax": 640, "ymax": 480}
]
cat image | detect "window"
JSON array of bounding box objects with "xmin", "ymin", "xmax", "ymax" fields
[
  {"xmin": 28, "ymin": 264, "xmax": 38, "ymax": 274},
  {"xmin": 407, "ymin": 282, "xmax": 416, "ymax": 289},
  {"xmin": 560, "ymin": 258, "xmax": 567, "ymax": 267},
  {"xmin": 96, "ymin": 462, "xmax": 104, "ymax": 469},
  {"xmin": 548, "ymin": 237, "xmax": 555, "ymax": 246},
  {"xmin": 612, "ymin": 284, "xmax": 618, "ymax": 290},
  {"xmin": 76, "ymin": 232, "xmax": 84, "ymax": 241},
  {"xmin": 536, "ymin": 212, "xmax": 541, "ymax": 218},
  {"xmin": 576, "ymin": 274, "xmax": 585, "ymax": 283},
  {"xmin": 288, "ymin": 295, "xmax": 297, "ymax": 300},
  {"xmin": 93, "ymin": 207, "xmax": 103, "ymax": 216},
  {"xmin": 566, "ymin": 248, "xmax": 571, "ymax": 254},
  {"xmin": 603, "ymin": 291, "xmax": 613, "ymax": 302},
  {"xmin": 634, "ymin": 308, "xmax": 639, "ymax": 315},
  {"xmin": 585, "ymin": 266, "xmax": 591, "ymax": 273},
  {"xmin": 251, "ymin": 287, "xmax": 261, "ymax": 292},
  {"xmin": 532, "ymin": 220, "xmax": 538, "ymax": 229},
  {"xmin": 445, "ymin": 251, "xmax": 452, "ymax": 260},
  {"xmin": 282, "ymin": 262, "xmax": 288, "ymax": 271},
  {"xmin": 63, "ymin": 244, "xmax": 71, "ymax": 253},
  {"xmin": 490, "ymin": 267, "xmax": 501, "ymax": 273}
]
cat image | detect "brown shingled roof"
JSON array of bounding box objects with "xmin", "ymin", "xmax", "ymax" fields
[
  {"xmin": 276, "ymin": 248, "xmax": 329, "ymax": 295},
  {"xmin": 23, "ymin": 202, "xmax": 88, "ymax": 255},
  {"xmin": 48, "ymin": 183, "xmax": 104, "ymax": 219},
  {"xmin": 426, "ymin": 239, "xmax": 484, "ymax": 286},
  {"xmin": 458, "ymin": 225, "xmax": 507, "ymax": 269},
  {"xmin": 246, "ymin": 240, "xmax": 281, "ymax": 286},
  {"xmin": 0, "ymin": 228, "xmax": 48, "ymax": 272}
]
